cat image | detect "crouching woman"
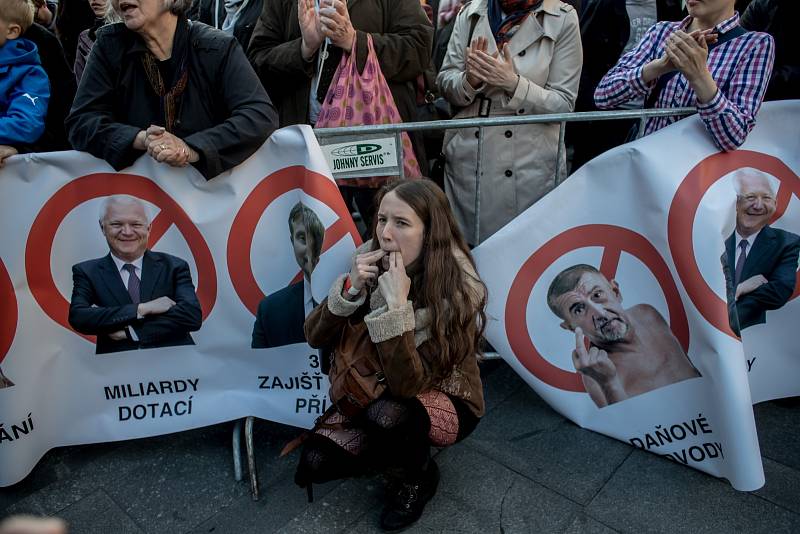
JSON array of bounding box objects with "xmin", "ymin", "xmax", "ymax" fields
[{"xmin": 299, "ymin": 180, "xmax": 486, "ymax": 531}]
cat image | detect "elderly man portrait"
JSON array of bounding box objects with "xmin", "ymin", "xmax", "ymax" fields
[
  {"xmin": 722, "ymin": 169, "xmax": 800, "ymax": 335},
  {"xmin": 547, "ymin": 264, "xmax": 701, "ymax": 408},
  {"xmin": 251, "ymin": 202, "xmax": 324, "ymax": 349},
  {"xmin": 68, "ymin": 195, "xmax": 202, "ymax": 355}
]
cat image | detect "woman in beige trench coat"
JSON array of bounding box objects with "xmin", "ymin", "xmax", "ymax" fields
[{"xmin": 437, "ymin": 0, "xmax": 581, "ymax": 244}]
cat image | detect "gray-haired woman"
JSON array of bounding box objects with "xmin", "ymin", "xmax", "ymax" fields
[{"xmin": 67, "ymin": 0, "xmax": 278, "ymax": 178}]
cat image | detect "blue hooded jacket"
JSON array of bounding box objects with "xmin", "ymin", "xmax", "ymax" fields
[{"xmin": 0, "ymin": 37, "xmax": 50, "ymax": 145}]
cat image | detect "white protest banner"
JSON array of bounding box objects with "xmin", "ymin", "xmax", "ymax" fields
[
  {"xmin": 0, "ymin": 125, "xmax": 360, "ymax": 487},
  {"xmin": 473, "ymin": 101, "xmax": 800, "ymax": 491}
]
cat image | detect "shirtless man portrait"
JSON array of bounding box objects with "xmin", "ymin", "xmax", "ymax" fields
[{"xmin": 547, "ymin": 264, "xmax": 701, "ymax": 408}]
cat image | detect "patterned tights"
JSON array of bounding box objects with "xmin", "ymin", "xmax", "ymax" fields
[{"xmin": 295, "ymin": 391, "xmax": 460, "ymax": 488}]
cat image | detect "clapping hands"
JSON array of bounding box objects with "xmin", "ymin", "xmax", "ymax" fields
[
  {"xmin": 298, "ymin": 0, "xmax": 356, "ymax": 56},
  {"xmin": 465, "ymin": 37, "xmax": 518, "ymax": 93}
]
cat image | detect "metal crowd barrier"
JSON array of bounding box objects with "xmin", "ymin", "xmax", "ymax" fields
[
  {"xmin": 234, "ymin": 106, "xmax": 697, "ymax": 500},
  {"xmin": 315, "ymin": 107, "xmax": 696, "ymax": 245}
]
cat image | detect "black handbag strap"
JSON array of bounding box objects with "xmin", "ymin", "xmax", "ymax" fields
[
  {"xmin": 467, "ymin": 11, "xmax": 480, "ymax": 45},
  {"xmin": 645, "ymin": 24, "xmax": 747, "ymax": 109}
]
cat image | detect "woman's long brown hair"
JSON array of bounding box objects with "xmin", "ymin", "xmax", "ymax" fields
[{"xmin": 370, "ymin": 180, "xmax": 487, "ymax": 381}]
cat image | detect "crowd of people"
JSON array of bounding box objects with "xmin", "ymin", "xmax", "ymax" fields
[
  {"xmin": 1, "ymin": 0, "xmax": 796, "ymax": 239},
  {"xmin": 0, "ymin": 0, "xmax": 796, "ymax": 530}
]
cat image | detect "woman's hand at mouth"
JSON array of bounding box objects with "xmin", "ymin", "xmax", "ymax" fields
[
  {"xmin": 377, "ymin": 251, "xmax": 411, "ymax": 311},
  {"xmin": 348, "ymin": 248, "xmax": 386, "ymax": 293}
]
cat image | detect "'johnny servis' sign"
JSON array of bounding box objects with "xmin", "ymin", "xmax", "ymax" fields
[{"xmin": 319, "ymin": 136, "xmax": 400, "ymax": 178}]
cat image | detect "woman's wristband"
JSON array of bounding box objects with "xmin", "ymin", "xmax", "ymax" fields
[{"xmin": 343, "ymin": 276, "xmax": 362, "ymax": 300}]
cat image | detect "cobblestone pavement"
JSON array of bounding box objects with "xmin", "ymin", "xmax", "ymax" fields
[{"xmin": 2, "ymin": 361, "xmax": 799, "ymax": 533}]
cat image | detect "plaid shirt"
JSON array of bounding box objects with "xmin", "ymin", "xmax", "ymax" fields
[{"xmin": 594, "ymin": 13, "xmax": 774, "ymax": 151}]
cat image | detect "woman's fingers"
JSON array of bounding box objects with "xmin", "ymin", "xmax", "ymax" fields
[
  {"xmin": 502, "ymin": 44, "xmax": 513, "ymax": 64},
  {"xmin": 467, "ymin": 54, "xmax": 494, "ymax": 74},
  {"xmin": 664, "ymin": 47, "xmax": 681, "ymax": 67},
  {"xmin": 360, "ymin": 264, "xmax": 379, "ymax": 275},
  {"xmin": 467, "ymin": 59, "xmax": 494, "ymax": 81},
  {"xmin": 387, "ymin": 251, "xmax": 405, "ymax": 272},
  {"xmin": 146, "ymin": 125, "xmax": 166, "ymax": 137},
  {"xmin": 669, "ymin": 32, "xmax": 698, "ymax": 54},
  {"xmin": 670, "ymin": 43, "xmax": 689, "ymax": 64},
  {"xmin": 359, "ymin": 248, "xmax": 386, "ymax": 265},
  {"xmin": 474, "ymin": 50, "xmax": 499, "ymax": 65},
  {"xmin": 156, "ymin": 148, "xmax": 177, "ymax": 163},
  {"xmin": 360, "ymin": 270, "xmax": 377, "ymax": 283},
  {"xmin": 333, "ymin": 0, "xmax": 348, "ymax": 16},
  {"xmin": 319, "ymin": 7, "xmax": 343, "ymax": 25}
]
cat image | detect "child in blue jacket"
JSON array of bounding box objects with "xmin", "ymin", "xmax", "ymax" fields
[{"xmin": 1, "ymin": 0, "xmax": 50, "ymax": 166}]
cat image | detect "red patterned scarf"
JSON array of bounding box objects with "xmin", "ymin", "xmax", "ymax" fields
[{"xmin": 490, "ymin": 0, "xmax": 544, "ymax": 44}]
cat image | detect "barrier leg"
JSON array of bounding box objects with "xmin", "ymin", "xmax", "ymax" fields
[
  {"xmin": 555, "ymin": 121, "xmax": 565, "ymax": 186},
  {"xmin": 245, "ymin": 416, "xmax": 259, "ymax": 501},
  {"xmin": 232, "ymin": 419, "xmax": 243, "ymax": 482},
  {"xmin": 474, "ymin": 127, "xmax": 483, "ymax": 245},
  {"xmin": 636, "ymin": 116, "xmax": 647, "ymax": 139},
  {"xmin": 396, "ymin": 132, "xmax": 405, "ymax": 179}
]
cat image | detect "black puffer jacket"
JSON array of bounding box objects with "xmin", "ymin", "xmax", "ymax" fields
[{"xmin": 187, "ymin": 0, "xmax": 264, "ymax": 50}]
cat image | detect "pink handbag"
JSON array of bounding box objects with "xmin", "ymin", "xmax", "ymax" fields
[{"xmin": 316, "ymin": 33, "xmax": 422, "ymax": 187}]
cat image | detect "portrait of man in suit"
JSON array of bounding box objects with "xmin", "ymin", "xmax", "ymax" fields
[
  {"xmin": 251, "ymin": 202, "xmax": 324, "ymax": 349},
  {"xmin": 0, "ymin": 366, "xmax": 12, "ymax": 389},
  {"xmin": 722, "ymin": 170, "xmax": 800, "ymax": 336},
  {"xmin": 68, "ymin": 195, "xmax": 203, "ymax": 354},
  {"xmin": 548, "ymin": 264, "xmax": 701, "ymax": 408}
]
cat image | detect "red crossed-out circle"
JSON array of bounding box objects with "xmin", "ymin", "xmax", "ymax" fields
[
  {"xmin": 505, "ymin": 224, "xmax": 690, "ymax": 392},
  {"xmin": 25, "ymin": 173, "xmax": 217, "ymax": 343},
  {"xmin": 0, "ymin": 259, "xmax": 17, "ymax": 364},
  {"xmin": 228, "ymin": 165, "xmax": 362, "ymax": 315},
  {"xmin": 668, "ymin": 151, "xmax": 800, "ymax": 339}
]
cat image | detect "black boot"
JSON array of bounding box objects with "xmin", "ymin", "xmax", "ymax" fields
[
  {"xmin": 379, "ymin": 459, "xmax": 440, "ymax": 531},
  {"xmin": 294, "ymin": 434, "xmax": 363, "ymax": 503}
]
